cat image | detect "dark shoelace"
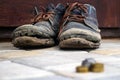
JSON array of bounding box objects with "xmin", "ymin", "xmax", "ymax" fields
[
  {"xmin": 63, "ymin": 2, "xmax": 87, "ymax": 23},
  {"xmin": 31, "ymin": 6, "xmax": 55, "ymax": 24},
  {"xmin": 58, "ymin": 2, "xmax": 88, "ymax": 37}
]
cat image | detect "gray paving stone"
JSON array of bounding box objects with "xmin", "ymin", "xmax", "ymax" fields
[
  {"xmin": 0, "ymin": 50, "xmax": 24, "ymax": 53},
  {"xmin": 90, "ymin": 48, "xmax": 120, "ymax": 55},
  {"xmin": 0, "ymin": 42, "xmax": 58, "ymax": 60},
  {"xmin": 26, "ymin": 76, "xmax": 73, "ymax": 80},
  {"xmin": 89, "ymin": 39, "xmax": 120, "ymax": 55},
  {"xmin": 0, "ymin": 61, "xmax": 57, "ymax": 80},
  {"xmin": 44, "ymin": 63, "xmax": 120, "ymax": 80},
  {"xmin": 89, "ymin": 42, "xmax": 120, "ymax": 55},
  {"xmin": 42, "ymin": 51, "xmax": 90, "ymax": 61},
  {"xmin": 93, "ymin": 56, "xmax": 120, "ymax": 63},
  {"xmin": 0, "ymin": 42, "xmax": 19, "ymax": 50},
  {"xmin": 105, "ymin": 61, "xmax": 120, "ymax": 68},
  {"xmin": 11, "ymin": 52, "xmax": 79, "ymax": 68},
  {"xmin": 11, "ymin": 50, "xmax": 120, "ymax": 69},
  {"xmin": 112, "ymin": 54, "xmax": 120, "ymax": 58},
  {"xmin": 0, "ymin": 46, "xmax": 62, "ymax": 60},
  {"xmin": 44, "ymin": 56, "xmax": 120, "ymax": 70},
  {"xmin": 43, "ymin": 51, "xmax": 120, "ymax": 63},
  {"xmin": 44, "ymin": 56, "xmax": 120, "ymax": 80},
  {"xmin": 1, "ymin": 41, "xmax": 120, "ymax": 80},
  {"xmin": 100, "ymin": 43, "xmax": 120, "ymax": 48},
  {"xmin": 0, "ymin": 59, "xmax": 4, "ymax": 61},
  {"xmin": 92, "ymin": 75, "xmax": 120, "ymax": 80},
  {"xmin": 10, "ymin": 50, "xmax": 106, "ymax": 67}
]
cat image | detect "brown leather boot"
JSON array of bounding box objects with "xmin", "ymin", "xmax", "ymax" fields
[
  {"xmin": 12, "ymin": 3, "xmax": 65, "ymax": 48},
  {"xmin": 58, "ymin": 2, "xmax": 101, "ymax": 49}
]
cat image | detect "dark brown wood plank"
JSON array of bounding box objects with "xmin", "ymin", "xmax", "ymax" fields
[{"xmin": 0, "ymin": 0, "xmax": 120, "ymax": 28}]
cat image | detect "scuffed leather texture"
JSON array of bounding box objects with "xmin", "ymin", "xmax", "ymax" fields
[
  {"xmin": 12, "ymin": 3, "xmax": 65, "ymax": 39},
  {"xmin": 59, "ymin": 3, "xmax": 101, "ymax": 43},
  {"xmin": 60, "ymin": 4, "xmax": 100, "ymax": 34},
  {"xmin": 34, "ymin": 21, "xmax": 55, "ymax": 37},
  {"xmin": 34, "ymin": 3, "xmax": 65, "ymax": 37},
  {"xmin": 83, "ymin": 4, "xmax": 100, "ymax": 32}
]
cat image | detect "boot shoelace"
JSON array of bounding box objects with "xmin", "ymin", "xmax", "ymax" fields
[
  {"xmin": 63, "ymin": 2, "xmax": 87, "ymax": 24},
  {"xmin": 31, "ymin": 7, "xmax": 55, "ymax": 24},
  {"xmin": 59, "ymin": 2, "xmax": 87, "ymax": 37}
]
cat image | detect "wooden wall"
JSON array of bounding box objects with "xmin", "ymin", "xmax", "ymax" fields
[{"xmin": 0, "ymin": 0, "xmax": 120, "ymax": 28}]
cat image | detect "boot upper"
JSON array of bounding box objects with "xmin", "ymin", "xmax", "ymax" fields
[
  {"xmin": 58, "ymin": 2, "xmax": 101, "ymax": 42},
  {"xmin": 13, "ymin": 3, "xmax": 65, "ymax": 39}
]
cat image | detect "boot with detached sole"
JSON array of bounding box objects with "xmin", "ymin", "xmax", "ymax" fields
[
  {"xmin": 58, "ymin": 2, "xmax": 101, "ymax": 49},
  {"xmin": 12, "ymin": 3, "xmax": 65, "ymax": 48}
]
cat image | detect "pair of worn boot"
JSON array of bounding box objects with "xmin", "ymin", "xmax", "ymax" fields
[{"xmin": 12, "ymin": 2, "xmax": 101, "ymax": 49}]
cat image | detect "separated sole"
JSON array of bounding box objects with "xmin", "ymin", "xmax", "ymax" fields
[
  {"xmin": 12, "ymin": 36, "xmax": 55, "ymax": 48},
  {"xmin": 59, "ymin": 38, "xmax": 100, "ymax": 49}
]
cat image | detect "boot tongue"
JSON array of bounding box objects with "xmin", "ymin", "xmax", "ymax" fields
[
  {"xmin": 46, "ymin": 3, "xmax": 55, "ymax": 12},
  {"xmin": 71, "ymin": 8, "xmax": 81, "ymax": 15},
  {"xmin": 46, "ymin": 3, "xmax": 65, "ymax": 13},
  {"xmin": 55, "ymin": 3, "xmax": 66, "ymax": 13}
]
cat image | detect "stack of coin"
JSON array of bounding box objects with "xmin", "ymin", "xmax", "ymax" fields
[
  {"xmin": 90, "ymin": 63, "xmax": 104, "ymax": 72},
  {"xmin": 82, "ymin": 58, "xmax": 96, "ymax": 68},
  {"xmin": 76, "ymin": 66, "xmax": 89, "ymax": 73},
  {"xmin": 76, "ymin": 58, "xmax": 104, "ymax": 73}
]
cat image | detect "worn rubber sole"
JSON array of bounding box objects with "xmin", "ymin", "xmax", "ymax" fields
[
  {"xmin": 59, "ymin": 38, "xmax": 100, "ymax": 49},
  {"xmin": 12, "ymin": 36, "xmax": 55, "ymax": 48}
]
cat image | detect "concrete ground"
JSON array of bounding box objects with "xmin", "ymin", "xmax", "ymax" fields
[{"xmin": 0, "ymin": 39, "xmax": 120, "ymax": 80}]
